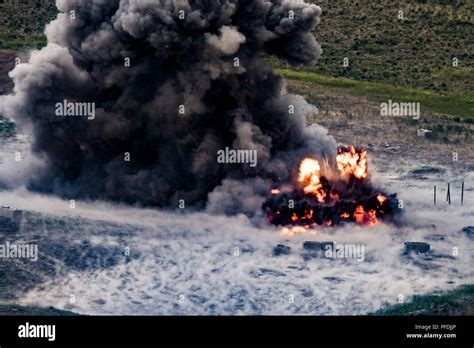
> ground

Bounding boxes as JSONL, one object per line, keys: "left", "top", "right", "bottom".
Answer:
{"left": 280, "top": 68, "right": 474, "bottom": 167}
{"left": 0, "top": 155, "right": 472, "bottom": 315}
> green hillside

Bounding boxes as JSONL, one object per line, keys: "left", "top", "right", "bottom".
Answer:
{"left": 305, "top": 0, "right": 474, "bottom": 94}
{"left": 0, "top": 0, "right": 473, "bottom": 94}
{"left": 372, "top": 284, "right": 474, "bottom": 315}
{"left": 0, "top": 0, "right": 56, "bottom": 49}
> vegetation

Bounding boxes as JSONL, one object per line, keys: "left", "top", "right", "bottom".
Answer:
{"left": 372, "top": 284, "right": 474, "bottom": 315}
{"left": 306, "top": 0, "right": 474, "bottom": 94}
{"left": 275, "top": 67, "right": 474, "bottom": 120}
{"left": 0, "top": 115, "right": 16, "bottom": 137}
{"left": 1, "top": 0, "right": 473, "bottom": 94}
{"left": 0, "top": 0, "right": 56, "bottom": 50}
{"left": 0, "top": 304, "right": 79, "bottom": 315}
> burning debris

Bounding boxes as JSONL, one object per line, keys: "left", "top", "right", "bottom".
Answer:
{"left": 262, "top": 146, "right": 399, "bottom": 227}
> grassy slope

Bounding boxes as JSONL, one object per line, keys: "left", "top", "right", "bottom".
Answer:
{"left": 275, "top": 67, "right": 474, "bottom": 120}
{"left": 306, "top": 0, "right": 474, "bottom": 94}
{"left": 372, "top": 284, "right": 474, "bottom": 315}
{"left": 0, "top": 0, "right": 56, "bottom": 50}
{"left": 278, "top": 0, "right": 474, "bottom": 122}
{"left": 0, "top": 304, "right": 79, "bottom": 316}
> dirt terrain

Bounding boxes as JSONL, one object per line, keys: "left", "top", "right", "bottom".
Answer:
{"left": 286, "top": 79, "right": 474, "bottom": 168}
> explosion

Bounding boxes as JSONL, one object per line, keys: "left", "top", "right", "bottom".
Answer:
{"left": 1, "top": 0, "right": 336, "bottom": 212}
{"left": 336, "top": 146, "right": 368, "bottom": 179}
{"left": 298, "top": 158, "right": 327, "bottom": 203}
{"left": 262, "top": 146, "right": 399, "bottom": 227}
{"left": 1, "top": 1, "right": 399, "bottom": 222}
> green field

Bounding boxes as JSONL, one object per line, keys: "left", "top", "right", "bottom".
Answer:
{"left": 306, "top": 0, "right": 474, "bottom": 94}
{"left": 275, "top": 66, "right": 474, "bottom": 120}
{"left": 0, "top": 0, "right": 56, "bottom": 50}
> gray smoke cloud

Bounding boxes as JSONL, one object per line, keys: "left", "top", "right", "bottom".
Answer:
{"left": 1, "top": 0, "right": 336, "bottom": 210}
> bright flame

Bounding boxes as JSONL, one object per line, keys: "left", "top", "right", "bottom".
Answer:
{"left": 280, "top": 226, "right": 311, "bottom": 236}
{"left": 367, "top": 209, "right": 378, "bottom": 225}
{"left": 376, "top": 194, "right": 387, "bottom": 204}
{"left": 353, "top": 205, "right": 378, "bottom": 225}
{"left": 353, "top": 205, "right": 365, "bottom": 224}
{"left": 340, "top": 212, "right": 350, "bottom": 219}
{"left": 336, "top": 146, "right": 368, "bottom": 179}
{"left": 298, "top": 158, "right": 327, "bottom": 202}
{"left": 291, "top": 213, "right": 298, "bottom": 222}
{"left": 302, "top": 209, "right": 313, "bottom": 220}
{"left": 265, "top": 147, "right": 390, "bottom": 229}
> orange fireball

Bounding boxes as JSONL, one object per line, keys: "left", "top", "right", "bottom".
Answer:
{"left": 336, "top": 146, "right": 368, "bottom": 179}
{"left": 376, "top": 194, "right": 387, "bottom": 204}
{"left": 298, "top": 158, "right": 327, "bottom": 203}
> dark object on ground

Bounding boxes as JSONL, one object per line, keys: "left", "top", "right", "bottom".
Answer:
{"left": 0, "top": 207, "right": 22, "bottom": 234}
{"left": 461, "top": 226, "right": 474, "bottom": 238}
{"left": 273, "top": 244, "right": 291, "bottom": 256}
{"left": 303, "top": 241, "right": 334, "bottom": 252}
{"left": 409, "top": 166, "right": 445, "bottom": 175}
{"left": 404, "top": 242, "right": 430, "bottom": 254}
{"left": 425, "top": 234, "right": 445, "bottom": 241}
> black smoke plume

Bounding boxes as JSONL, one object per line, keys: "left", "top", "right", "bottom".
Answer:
{"left": 1, "top": 0, "right": 337, "bottom": 212}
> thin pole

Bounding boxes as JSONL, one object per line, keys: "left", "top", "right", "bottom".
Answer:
{"left": 461, "top": 181, "right": 464, "bottom": 205}
{"left": 434, "top": 185, "right": 436, "bottom": 206}
{"left": 446, "top": 183, "right": 451, "bottom": 205}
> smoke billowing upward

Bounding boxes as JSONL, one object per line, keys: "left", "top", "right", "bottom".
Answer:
{"left": 1, "top": 0, "right": 336, "bottom": 211}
